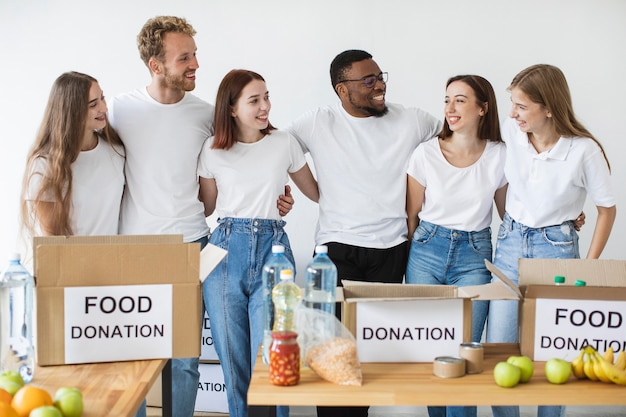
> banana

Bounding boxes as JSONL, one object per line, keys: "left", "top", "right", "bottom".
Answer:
{"left": 583, "top": 353, "right": 599, "bottom": 381}
{"left": 603, "top": 347, "right": 614, "bottom": 364}
{"left": 571, "top": 349, "right": 586, "bottom": 379}
{"left": 614, "top": 350, "right": 626, "bottom": 371}
{"left": 590, "top": 352, "right": 611, "bottom": 383}
{"left": 594, "top": 351, "right": 626, "bottom": 386}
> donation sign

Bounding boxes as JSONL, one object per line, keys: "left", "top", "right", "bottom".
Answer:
{"left": 64, "top": 284, "right": 172, "bottom": 363}
{"left": 356, "top": 298, "right": 465, "bottom": 362}
{"left": 533, "top": 298, "right": 626, "bottom": 361}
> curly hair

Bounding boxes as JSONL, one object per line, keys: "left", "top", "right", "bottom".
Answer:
{"left": 137, "top": 16, "right": 197, "bottom": 67}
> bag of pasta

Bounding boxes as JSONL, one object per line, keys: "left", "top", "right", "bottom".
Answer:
{"left": 294, "top": 306, "right": 362, "bottom": 386}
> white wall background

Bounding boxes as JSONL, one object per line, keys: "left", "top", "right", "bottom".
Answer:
{"left": 1, "top": 0, "right": 625, "bottom": 276}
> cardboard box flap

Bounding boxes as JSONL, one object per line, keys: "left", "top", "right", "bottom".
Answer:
{"left": 519, "top": 259, "right": 626, "bottom": 287}
{"left": 35, "top": 242, "right": 199, "bottom": 287}
{"left": 485, "top": 260, "right": 524, "bottom": 299}
{"left": 341, "top": 280, "right": 458, "bottom": 299}
{"left": 458, "top": 281, "right": 519, "bottom": 300}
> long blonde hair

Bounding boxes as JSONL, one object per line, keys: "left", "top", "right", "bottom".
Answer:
{"left": 510, "top": 64, "right": 610, "bottom": 170}
{"left": 21, "top": 71, "right": 123, "bottom": 236}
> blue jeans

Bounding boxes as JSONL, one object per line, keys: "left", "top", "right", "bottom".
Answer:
{"left": 135, "top": 235, "right": 208, "bottom": 417}
{"left": 406, "top": 221, "right": 492, "bottom": 417}
{"left": 204, "top": 218, "right": 293, "bottom": 417}
{"left": 487, "top": 213, "right": 576, "bottom": 417}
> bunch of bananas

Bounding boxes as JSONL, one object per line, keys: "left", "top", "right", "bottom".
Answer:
{"left": 571, "top": 346, "right": 626, "bottom": 385}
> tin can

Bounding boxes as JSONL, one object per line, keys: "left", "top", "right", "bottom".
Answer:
{"left": 459, "top": 342, "right": 484, "bottom": 374}
{"left": 433, "top": 356, "right": 466, "bottom": 378}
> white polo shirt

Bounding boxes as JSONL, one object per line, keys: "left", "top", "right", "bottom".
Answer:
{"left": 502, "top": 118, "right": 615, "bottom": 228}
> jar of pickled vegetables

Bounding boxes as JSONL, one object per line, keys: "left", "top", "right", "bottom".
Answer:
{"left": 269, "top": 331, "right": 300, "bottom": 386}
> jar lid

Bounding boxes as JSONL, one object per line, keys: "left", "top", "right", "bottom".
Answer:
{"left": 271, "top": 331, "right": 298, "bottom": 340}
{"left": 574, "top": 280, "right": 587, "bottom": 287}
{"left": 554, "top": 275, "right": 565, "bottom": 284}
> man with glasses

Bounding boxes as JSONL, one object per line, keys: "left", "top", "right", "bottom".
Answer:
{"left": 288, "top": 49, "right": 441, "bottom": 417}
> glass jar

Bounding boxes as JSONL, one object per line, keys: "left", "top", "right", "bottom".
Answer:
{"left": 269, "top": 330, "right": 300, "bottom": 386}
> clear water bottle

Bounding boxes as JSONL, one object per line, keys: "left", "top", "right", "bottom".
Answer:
{"left": 271, "top": 270, "right": 302, "bottom": 333}
{"left": 304, "top": 245, "right": 337, "bottom": 316}
{"left": 261, "top": 246, "right": 294, "bottom": 364}
{"left": 0, "top": 253, "right": 35, "bottom": 382}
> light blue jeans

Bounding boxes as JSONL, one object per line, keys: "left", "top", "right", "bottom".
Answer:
{"left": 135, "top": 235, "right": 208, "bottom": 417}
{"left": 204, "top": 218, "right": 293, "bottom": 417}
{"left": 406, "top": 221, "right": 492, "bottom": 417}
{"left": 487, "top": 213, "right": 577, "bottom": 417}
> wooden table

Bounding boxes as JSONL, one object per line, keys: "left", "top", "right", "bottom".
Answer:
{"left": 248, "top": 344, "right": 626, "bottom": 406}
{"left": 32, "top": 359, "right": 167, "bottom": 417}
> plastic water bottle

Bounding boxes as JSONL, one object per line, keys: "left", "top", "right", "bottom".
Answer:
{"left": 0, "top": 253, "right": 35, "bottom": 382}
{"left": 261, "top": 246, "right": 294, "bottom": 364}
{"left": 271, "top": 270, "right": 302, "bottom": 333}
{"left": 304, "top": 245, "right": 337, "bottom": 316}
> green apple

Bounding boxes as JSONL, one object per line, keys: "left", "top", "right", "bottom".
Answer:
{"left": 506, "top": 355, "right": 534, "bottom": 383}
{"left": 53, "top": 388, "right": 83, "bottom": 417}
{"left": 545, "top": 358, "right": 572, "bottom": 384}
{"left": 0, "top": 371, "right": 25, "bottom": 388}
{"left": 0, "top": 379, "right": 22, "bottom": 396}
{"left": 493, "top": 361, "right": 521, "bottom": 388}
{"left": 29, "top": 406, "right": 63, "bottom": 417}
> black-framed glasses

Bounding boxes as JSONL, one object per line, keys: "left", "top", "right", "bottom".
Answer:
{"left": 338, "top": 72, "right": 388, "bottom": 88}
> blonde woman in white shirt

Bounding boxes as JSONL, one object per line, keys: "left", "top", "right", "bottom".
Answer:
{"left": 487, "top": 64, "right": 616, "bottom": 417}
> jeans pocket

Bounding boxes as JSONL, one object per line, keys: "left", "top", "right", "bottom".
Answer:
{"left": 542, "top": 223, "right": 576, "bottom": 247}
{"left": 412, "top": 223, "right": 434, "bottom": 245}
{"left": 470, "top": 235, "right": 493, "bottom": 257}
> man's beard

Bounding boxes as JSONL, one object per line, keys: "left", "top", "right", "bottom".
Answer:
{"left": 162, "top": 67, "right": 195, "bottom": 92}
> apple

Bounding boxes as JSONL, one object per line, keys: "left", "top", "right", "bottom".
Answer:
{"left": 0, "top": 379, "right": 22, "bottom": 396}
{"left": 29, "top": 405, "right": 63, "bottom": 417}
{"left": 493, "top": 361, "right": 521, "bottom": 388}
{"left": 545, "top": 358, "right": 572, "bottom": 384}
{"left": 54, "top": 387, "right": 83, "bottom": 417}
{"left": 507, "top": 355, "right": 534, "bottom": 383}
{"left": 0, "top": 371, "right": 24, "bottom": 389}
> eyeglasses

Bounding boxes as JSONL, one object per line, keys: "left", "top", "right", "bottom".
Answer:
{"left": 338, "top": 72, "right": 388, "bottom": 88}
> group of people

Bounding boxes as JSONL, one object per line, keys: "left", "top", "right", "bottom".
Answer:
{"left": 20, "top": 14, "right": 615, "bottom": 417}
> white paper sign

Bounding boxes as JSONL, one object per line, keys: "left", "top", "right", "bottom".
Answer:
{"left": 195, "top": 363, "right": 228, "bottom": 413}
{"left": 200, "top": 311, "right": 218, "bottom": 361}
{"left": 533, "top": 298, "right": 626, "bottom": 361}
{"left": 356, "top": 299, "right": 465, "bottom": 362}
{"left": 64, "top": 284, "right": 172, "bottom": 363}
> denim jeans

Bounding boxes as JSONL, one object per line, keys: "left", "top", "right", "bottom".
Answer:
{"left": 204, "top": 218, "right": 293, "bottom": 417}
{"left": 134, "top": 235, "right": 208, "bottom": 417}
{"left": 487, "top": 213, "right": 576, "bottom": 417}
{"left": 406, "top": 221, "right": 492, "bottom": 417}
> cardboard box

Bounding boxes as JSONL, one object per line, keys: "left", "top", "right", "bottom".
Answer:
{"left": 488, "top": 259, "right": 626, "bottom": 361}
{"left": 340, "top": 279, "right": 517, "bottom": 362}
{"left": 34, "top": 235, "right": 206, "bottom": 365}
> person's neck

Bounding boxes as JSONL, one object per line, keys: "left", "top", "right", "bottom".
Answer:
{"left": 146, "top": 82, "right": 185, "bottom": 105}
{"left": 528, "top": 129, "right": 559, "bottom": 153}
{"left": 237, "top": 128, "right": 264, "bottom": 144}
{"left": 81, "top": 131, "right": 98, "bottom": 151}
{"left": 448, "top": 131, "right": 483, "bottom": 152}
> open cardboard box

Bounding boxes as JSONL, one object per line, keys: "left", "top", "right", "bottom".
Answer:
{"left": 33, "top": 235, "right": 226, "bottom": 366}
{"left": 340, "top": 276, "right": 518, "bottom": 363}
{"left": 487, "top": 259, "right": 626, "bottom": 361}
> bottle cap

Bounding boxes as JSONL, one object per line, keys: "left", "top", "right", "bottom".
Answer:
{"left": 315, "top": 245, "right": 328, "bottom": 254}
{"left": 272, "top": 245, "right": 285, "bottom": 253}
{"left": 574, "top": 280, "right": 587, "bottom": 287}
{"left": 280, "top": 269, "right": 294, "bottom": 281}
{"left": 553, "top": 275, "right": 565, "bottom": 284}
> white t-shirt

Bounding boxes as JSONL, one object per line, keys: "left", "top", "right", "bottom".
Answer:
{"left": 198, "top": 130, "right": 306, "bottom": 220}
{"left": 109, "top": 88, "right": 214, "bottom": 242}
{"left": 288, "top": 102, "right": 441, "bottom": 249}
{"left": 502, "top": 118, "right": 615, "bottom": 228}
{"left": 25, "top": 137, "right": 125, "bottom": 235}
{"left": 407, "top": 139, "right": 506, "bottom": 231}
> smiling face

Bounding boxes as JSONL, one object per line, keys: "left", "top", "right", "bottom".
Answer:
{"left": 85, "top": 81, "right": 108, "bottom": 133}
{"left": 157, "top": 32, "right": 199, "bottom": 92}
{"left": 444, "top": 80, "right": 485, "bottom": 135}
{"left": 509, "top": 86, "right": 553, "bottom": 136}
{"left": 231, "top": 79, "right": 271, "bottom": 141}
{"left": 336, "top": 58, "right": 387, "bottom": 118}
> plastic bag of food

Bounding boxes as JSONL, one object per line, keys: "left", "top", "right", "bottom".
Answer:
{"left": 294, "top": 306, "right": 362, "bottom": 386}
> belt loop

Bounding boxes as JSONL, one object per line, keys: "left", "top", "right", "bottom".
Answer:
{"left": 225, "top": 218, "right": 232, "bottom": 237}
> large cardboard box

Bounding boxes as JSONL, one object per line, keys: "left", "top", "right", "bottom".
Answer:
{"left": 488, "top": 259, "right": 626, "bottom": 362}
{"left": 340, "top": 278, "right": 517, "bottom": 362}
{"left": 34, "top": 235, "right": 206, "bottom": 366}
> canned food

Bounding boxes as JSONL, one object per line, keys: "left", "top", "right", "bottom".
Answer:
{"left": 433, "top": 356, "right": 466, "bottom": 378}
{"left": 459, "top": 342, "right": 484, "bottom": 374}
